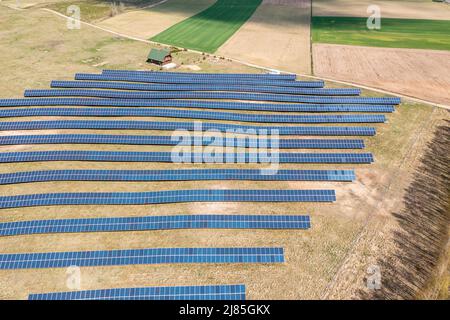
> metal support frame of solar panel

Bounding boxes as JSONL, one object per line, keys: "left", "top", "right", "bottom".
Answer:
{"left": 0, "top": 120, "right": 377, "bottom": 136}
{"left": 0, "top": 190, "right": 336, "bottom": 209}
{"left": 75, "top": 73, "right": 323, "bottom": 88}
{"left": 0, "top": 215, "right": 311, "bottom": 237}
{"left": 29, "top": 284, "right": 246, "bottom": 300}
{"left": 0, "top": 169, "right": 356, "bottom": 185}
{"left": 0, "top": 151, "right": 374, "bottom": 164}
{"left": 0, "top": 134, "right": 365, "bottom": 149}
{"left": 0, "top": 247, "right": 284, "bottom": 269}
{"left": 24, "top": 89, "right": 401, "bottom": 105}
{"left": 103, "top": 69, "right": 296, "bottom": 80}
{"left": 0, "top": 98, "right": 396, "bottom": 113}
{"left": 51, "top": 80, "right": 360, "bottom": 96}
{"left": 0, "top": 107, "right": 387, "bottom": 124}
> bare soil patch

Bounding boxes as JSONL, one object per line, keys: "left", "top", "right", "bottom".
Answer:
{"left": 96, "top": 0, "right": 214, "bottom": 39}
{"left": 217, "top": 1, "right": 311, "bottom": 74}
{"left": 313, "top": 43, "right": 450, "bottom": 106}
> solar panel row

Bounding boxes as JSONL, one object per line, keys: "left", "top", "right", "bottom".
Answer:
{"left": 24, "top": 89, "right": 401, "bottom": 104}
{"left": 0, "top": 151, "right": 374, "bottom": 164}
{"left": 51, "top": 80, "right": 360, "bottom": 96}
{"left": 0, "top": 97, "right": 396, "bottom": 113}
{"left": 0, "top": 169, "right": 356, "bottom": 185}
{"left": 29, "top": 284, "right": 246, "bottom": 300}
{"left": 103, "top": 69, "right": 296, "bottom": 81}
{"left": 0, "top": 247, "right": 285, "bottom": 269}
{"left": 0, "top": 107, "right": 387, "bottom": 123}
{"left": 75, "top": 73, "right": 323, "bottom": 88}
{"left": 0, "top": 215, "right": 311, "bottom": 236}
{"left": 0, "top": 120, "right": 377, "bottom": 136}
{"left": 0, "top": 134, "right": 365, "bottom": 149}
{"left": 0, "top": 190, "right": 336, "bottom": 209}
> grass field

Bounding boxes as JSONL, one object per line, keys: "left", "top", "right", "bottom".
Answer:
{"left": 151, "top": 0, "right": 262, "bottom": 53}
{"left": 312, "top": 17, "right": 450, "bottom": 51}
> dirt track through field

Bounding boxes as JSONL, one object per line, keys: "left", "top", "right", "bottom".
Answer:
{"left": 313, "top": 44, "right": 450, "bottom": 106}
{"left": 217, "top": 0, "right": 311, "bottom": 74}
{"left": 313, "top": 0, "right": 450, "bottom": 20}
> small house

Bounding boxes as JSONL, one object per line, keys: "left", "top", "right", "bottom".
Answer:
{"left": 147, "top": 48, "right": 172, "bottom": 65}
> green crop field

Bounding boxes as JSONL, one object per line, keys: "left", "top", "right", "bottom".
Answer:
{"left": 151, "top": 0, "right": 262, "bottom": 53}
{"left": 312, "top": 17, "right": 450, "bottom": 51}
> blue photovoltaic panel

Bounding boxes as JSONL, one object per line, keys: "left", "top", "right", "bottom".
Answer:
{"left": 0, "top": 190, "right": 336, "bottom": 209}
{"left": 0, "top": 120, "right": 377, "bottom": 136}
{"left": 0, "top": 247, "right": 284, "bottom": 269}
{"left": 0, "top": 107, "right": 386, "bottom": 123}
{"left": 0, "top": 169, "right": 356, "bottom": 185}
{"left": 0, "top": 215, "right": 311, "bottom": 236}
{"left": 24, "top": 88, "right": 401, "bottom": 104}
{"left": 0, "top": 97, "right": 395, "bottom": 113}
{"left": 0, "top": 134, "right": 365, "bottom": 149}
{"left": 75, "top": 73, "right": 323, "bottom": 88}
{"left": 51, "top": 80, "right": 360, "bottom": 96}
{"left": 0, "top": 151, "right": 374, "bottom": 164}
{"left": 103, "top": 69, "right": 296, "bottom": 80}
{"left": 28, "top": 284, "right": 246, "bottom": 300}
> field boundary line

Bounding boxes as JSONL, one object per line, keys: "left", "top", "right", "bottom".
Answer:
{"left": 38, "top": 7, "right": 449, "bottom": 110}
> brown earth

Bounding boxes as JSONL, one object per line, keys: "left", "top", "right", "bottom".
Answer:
{"left": 217, "top": 0, "right": 311, "bottom": 74}
{"left": 313, "top": 43, "right": 450, "bottom": 106}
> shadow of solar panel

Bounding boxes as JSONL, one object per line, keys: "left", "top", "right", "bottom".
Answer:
{"left": 0, "top": 151, "right": 374, "bottom": 164}
{"left": 0, "top": 107, "right": 387, "bottom": 123}
{"left": 50, "top": 80, "right": 360, "bottom": 96}
{"left": 0, "top": 134, "right": 365, "bottom": 149}
{"left": 23, "top": 89, "right": 401, "bottom": 104}
{"left": 0, "top": 247, "right": 284, "bottom": 269}
{"left": 103, "top": 69, "right": 296, "bottom": 81}
{"left": 0, "top": 169, "right": 356, "bottom": 185}
{"left": 76, "top": 73, "right": 323, "bottom": 88}
{"left": 28, "top": 284, "right": 246, "bottom": 300}
{"left": 0, "top": 215, "right": 311, "bottom": 236}
{"left": 0, "top": 190, "right": 336, "bottom": 209}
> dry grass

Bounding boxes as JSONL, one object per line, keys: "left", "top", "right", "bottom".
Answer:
{"left": 0, "top": 5, "right": 449, "bottom": 300}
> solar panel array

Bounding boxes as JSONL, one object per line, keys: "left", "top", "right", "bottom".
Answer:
{"left": 0, "top": 247, "right": 284, "bottom": 269}
{"left": 0, "top": 151, "right": 374, "bottom": 164}
{"left": 0, "top": 169, "right": 356, "bottom": 185}
{"left": 28, "top": 284, "right": 246, "bottom": 300}
{"left": 51, "top": 80, "right": 360, "bottom": 96}
{"left": 103, "top": 69, "right": 296, "bottom": 80}
{"left": 0, "top": 70, "right": 400, "bottom": 299}
{"left": 0, "top": 134, "right": 365, "bottom": 149}
{"left": 0, "top": 190, "right": 336, "bottom": 209}
{"left": 0, "top": 120, "right": 377, "bottom": 136}
{"left": 24, "top": 88, "right": 401, "bottom": 104}
{"left": 0, "top": 107, "right": 387, "bottom": 123}
{"left": 76, "top": 73, "right": 324, "bottom": 87}
{"left": 0, "top": 97, "right": 395, "bottom": 112}
{"left": 0, "top": 215, "right": 311, "bottom": 236}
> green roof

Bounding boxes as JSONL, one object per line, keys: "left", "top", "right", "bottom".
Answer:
{"left": 147, "top": 48, "right": 171, "bottom": 62}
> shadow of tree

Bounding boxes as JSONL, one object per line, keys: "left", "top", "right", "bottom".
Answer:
{"left": 359, "top": 116, "right": 450, "bottom": 299}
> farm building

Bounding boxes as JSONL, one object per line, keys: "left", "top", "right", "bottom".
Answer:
{"left": 147, "top": 48, "right": 172, "bottom": 65}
